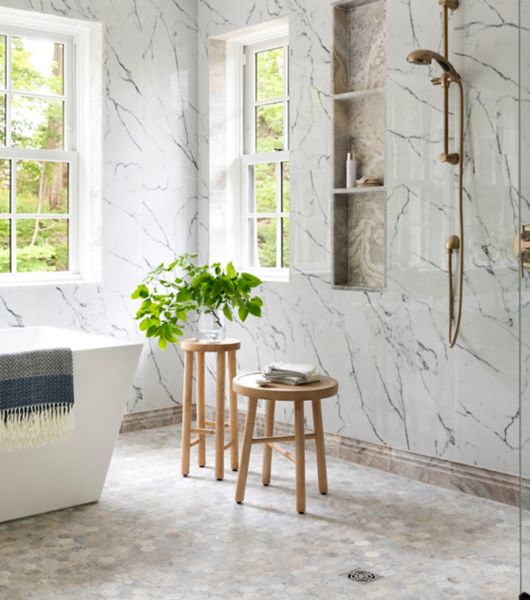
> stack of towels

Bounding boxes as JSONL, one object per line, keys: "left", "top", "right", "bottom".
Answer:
{"left": 262, "top": 362, "right": 321, "bottom": 386}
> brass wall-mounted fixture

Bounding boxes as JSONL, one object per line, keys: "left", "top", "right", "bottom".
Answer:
{"left": 406, "top": 0, "right": 465, "bottom": 348}
{"left": 514, "top": 225, "right": 530, "bottom": 275}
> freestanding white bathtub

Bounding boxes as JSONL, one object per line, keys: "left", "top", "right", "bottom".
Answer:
{"left": 0, "top": 326, "right": 143, "bottom": 523}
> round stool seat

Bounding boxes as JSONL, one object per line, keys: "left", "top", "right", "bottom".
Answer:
{"left": 180, "top": 338, "right": 241, "bottom": 353}
{"left": 233, "top": 372, "right": 338, "bottom": 401}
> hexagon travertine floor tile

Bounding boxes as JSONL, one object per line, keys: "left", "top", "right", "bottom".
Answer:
{"left": 0, "top": 426, "right": 519, "bottom": 600}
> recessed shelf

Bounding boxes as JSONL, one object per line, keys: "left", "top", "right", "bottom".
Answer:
{"left": 333, "top": 87, "right": 385, "bottom": 101}
{"left": 332, "top": 284, "right": 385, "bottom": 292}
{"left": 332, "top": 0, "right": 386, "bottom": 291}
{"left": 333, "top": 186, "right": 385, "bottom": 194}
{"left": 332, "top": 0, "right": 383, "bottom": 8}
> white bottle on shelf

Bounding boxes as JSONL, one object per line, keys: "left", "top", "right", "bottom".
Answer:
{"left": 346, "top": 152, "right": 356, "bottom": 189}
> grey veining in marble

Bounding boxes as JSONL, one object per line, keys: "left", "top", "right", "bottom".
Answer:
{"left": 200, "top": 0, "right": 521, "bottom": 481}
{"left": 0, "top": 0, "right": 199, "bottom": 414}
{"left": 347, "top": 1, "right": 386, "bottom": 92}
{"left": 349, "top": 94, "right": 385, "bottom": 180}
{"left": 0, "top": 0, "right": 522, "bottom": 497}
{"left": 0, "top": 426, "right": 520, "bottom": 599}
{"left": 348, "top": 191, "right": 385, "bottom": 288}
{"left": 333, "top": 192, "right": 385, "bottom": 289}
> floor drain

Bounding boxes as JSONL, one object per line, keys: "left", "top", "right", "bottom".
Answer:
{"left": 346, "top": 569, "right": 381, "bottom": 584}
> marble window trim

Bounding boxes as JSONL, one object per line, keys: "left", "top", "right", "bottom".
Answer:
{"left": 208, "top": 18, "right": 291, "bottom": 281}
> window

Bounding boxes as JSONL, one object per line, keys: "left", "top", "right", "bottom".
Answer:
{"left": 0, "top": 29, "right": 74, "bottom": 278}
{"left": 241, "top": 35, "right": 290, "bottom": 279}
{"left": 0, "top": 8, "right": 102, "bottom": 285}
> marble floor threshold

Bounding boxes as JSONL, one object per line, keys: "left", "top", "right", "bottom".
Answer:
{"left": 0, "top": 425, "right": 520, "bottom": 599}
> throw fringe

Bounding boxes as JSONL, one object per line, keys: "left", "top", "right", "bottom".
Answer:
{"left": 0, "top": 403, "right": 74, "bottom": 452}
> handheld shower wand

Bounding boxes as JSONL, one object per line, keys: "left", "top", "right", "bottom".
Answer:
{"left": 406, "top": 0, "right": 465, "bottom": 349}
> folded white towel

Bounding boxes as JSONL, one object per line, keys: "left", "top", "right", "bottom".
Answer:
{"left": 263, "top": 362, "right": 321, "bottom": 385}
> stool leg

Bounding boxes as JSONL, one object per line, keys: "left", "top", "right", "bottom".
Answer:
{"left": 235, "top": 397, "right": 258, "bottom": 504}
{"left": 294, "top": 400, "right": 306, "bottom": 514}
{"left": 215, "top": 351, "right": 226, "bottom": 481}
{"left": 181, "top": 351, "right": 193, "bottom": 477}
{"left": 196, "top": 352, "right": 206, "bottom": 468}
{"left": 262, "top": 400, "right": 275, "bottom": 486}
{"left": 312, "top": 399, "right": 328, "bottom": 495}
{"left": 227, "top": 350, "right": 238, "bottom": 472}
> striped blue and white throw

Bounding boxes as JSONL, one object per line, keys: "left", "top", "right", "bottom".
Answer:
{"left": 0, "top": 348, "right": 74, "bottom": 452}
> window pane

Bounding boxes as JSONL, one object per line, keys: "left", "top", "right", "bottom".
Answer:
{"left": 0, "top": 219, "right": 10, "bottom": 273}
{"left": 282, "top": 162, "right": 290, "bottom": 212}
{"left": 0, "top": 94, "right": 5, "bottom": 146}
{"left": 254, "top": 163, "right": 276, "bottom": 213}
{"left": 281, "top": 218, "right": 290, "bottom": 268}
{"left": 16, "top": 161, "right": 68, "bottom": 214}
{"left": 256, "top": 217, "right": 276, "bottom": 268}
{"left": 16, "top": 218, "right": 68, "bottom": 272}
{"left": 11, "top": 96, "right": 64, "bottom": 150}
{"left": 0, "top": 36, "right": 6, "bottom": 89}
{"left": 256, "top": 47, "right": 284, "bottom": 101}
{"left": 0, "top": 160, "right": 10, "bottom": 213}
{"left": 12, "top": 37, "right": 64, "bottom": 96}
{"left": 256, "top": 103, "right": 283, "bottom": 153}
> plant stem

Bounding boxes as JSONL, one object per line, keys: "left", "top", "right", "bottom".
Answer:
{"left": 211, "top": 310, "right": 223, "bottom": 329}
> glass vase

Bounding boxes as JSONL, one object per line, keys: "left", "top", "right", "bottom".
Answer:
{"left": 197, "top": 310, "right": 225, "bottom": 342}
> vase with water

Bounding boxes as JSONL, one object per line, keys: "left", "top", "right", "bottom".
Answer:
{"left": 197, "top": 309, "right": 225, "bottom": 342}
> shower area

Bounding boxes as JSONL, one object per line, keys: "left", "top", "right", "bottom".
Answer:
{"left": 334, "top": 0, "right": 530, "bottom": 596}
{"left": 521, "top": 0, "right": 530, "bottom": 596}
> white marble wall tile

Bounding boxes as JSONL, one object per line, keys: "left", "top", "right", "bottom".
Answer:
{"left": 0, "top": 0, "right": 199, "bottom": 412}
{"left": 0, "top": 0, "right": 522, "bottom": 479}
{"left": 199, "top": 0, "right": 521, "bottom": 477}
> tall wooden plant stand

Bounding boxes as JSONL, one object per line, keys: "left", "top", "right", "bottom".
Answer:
{"left": 180, "top": 339, "right": 240, "bottom": 481}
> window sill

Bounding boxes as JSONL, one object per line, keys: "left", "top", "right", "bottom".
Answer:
{"left": 0, "top": 274, "right": 101, "bottom": 289}
{"left": 245, "top": 267, "right": 290, "bottom": 283}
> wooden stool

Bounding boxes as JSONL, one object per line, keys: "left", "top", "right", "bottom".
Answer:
{"left": 233, "top": 373, "right": 338, "bottom": 514}
{"left": 180, "top": 338, "right": 240, "bottom": 481}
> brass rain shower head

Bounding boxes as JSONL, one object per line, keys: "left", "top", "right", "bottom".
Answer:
{"left": 406, "top": 49, "right": 461, "bottom": 80}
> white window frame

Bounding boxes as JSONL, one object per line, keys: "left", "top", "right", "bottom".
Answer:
{"left": 240, "top": 36, "right": 289, "bottom": 282}
{"left": 214, "top": 19, "right": 290, "bottom": 283}
{"left": 0, "top": 7, "right": 102, "bottom": 287}
{"left": 241, "top": 152, "right": 289, "bottom": 281}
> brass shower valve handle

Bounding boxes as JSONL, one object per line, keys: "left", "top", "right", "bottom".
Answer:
{"left": 439, "top": 0, "right": 459, "bottom": 8}
{"left": 431, "top": 77, "right": 442, "bottom": 86}
{"left": 439, "top": 152, "right": 460, "bottom": 165}
{"left": 515, "top": 225, "right": 530, "bottom": 274}
{"left": 521, "top": 226, "right": 530, "bottom": 242}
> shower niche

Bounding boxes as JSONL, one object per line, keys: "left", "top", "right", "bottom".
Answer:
{"left": 331, "top": 0, "right": 386, "bottom": 290}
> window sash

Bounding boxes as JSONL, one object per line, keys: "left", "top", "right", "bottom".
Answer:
{"left": 244, "top": 36, "right": 289, "bottom": 156}
{"left": 0, "top": 24, "right": 77, "bottom": 280}
{"left": 241, "top": 151, "right": 289, "bottom": 271}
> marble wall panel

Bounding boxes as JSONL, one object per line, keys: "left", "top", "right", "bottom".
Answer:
{"left": 347, "top": 1, "right": 386, "bottom": 92}
{"left": 0, "top": 0, "right": 199, "bottom": 412}
{"left": 199, "top": 0, "right": 521, "bottom": 478}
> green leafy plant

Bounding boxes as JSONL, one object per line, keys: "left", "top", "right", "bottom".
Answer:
{"left": 132, "top": 254, "right": 264, "bottom": 349}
